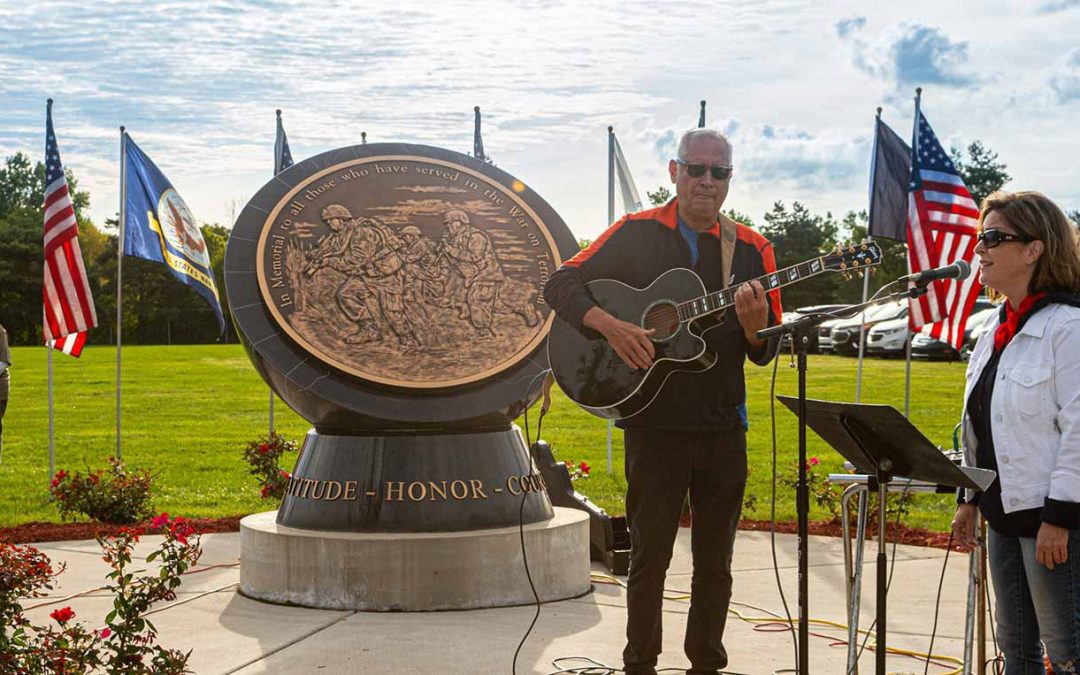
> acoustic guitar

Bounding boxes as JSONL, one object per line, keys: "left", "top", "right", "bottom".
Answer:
{"left": 548, "top": 243, "right": 883, "bottom": 419}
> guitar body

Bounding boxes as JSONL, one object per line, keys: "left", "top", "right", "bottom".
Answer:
{"left": 547, "top": 268, "right": 719, "bottom": 420}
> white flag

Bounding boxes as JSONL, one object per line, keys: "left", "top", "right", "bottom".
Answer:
{"left": 611, "top": 133, "right": 642, "bottom": 214}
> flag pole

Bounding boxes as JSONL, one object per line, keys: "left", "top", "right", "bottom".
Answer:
{"left": 269, "top": 111, "right": 280, "bottom": 438}
{"left": 855, "top": 107, "right": 884, "bottom": 403}
{"left": 48, "top": 338, "right": 55, "bottom": 482}
{"left": 904, "top": 89, "right": 922, "bottom": 419}
{"left": 46, "top": 99, "right": 56, "bottom": 483}
{"left": 606, "top": 126, "right": 616, "bottom": 475}
{"left": 116, "top": 126, "right": 126, "bottom": 461}
{"left": 698, "top": 100, "right": 706, "bottom": 128}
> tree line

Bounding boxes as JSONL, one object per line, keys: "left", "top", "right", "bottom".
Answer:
{"left": 0, "top": 152, "right": 230, "bottom": 346}
{"left": 1, "top": 142, "right": 1076, "bottom": 345}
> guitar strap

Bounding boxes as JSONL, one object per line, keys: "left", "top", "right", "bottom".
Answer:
{"left": 719, "top": 213, "right": 737, "bottom": 288}
{"left": 718, "top": 213, "right": 738, "bottom": 319}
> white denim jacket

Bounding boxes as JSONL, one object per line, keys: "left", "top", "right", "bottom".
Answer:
{"left": 961, "top": 302, "right": 1080, "bottom": 511}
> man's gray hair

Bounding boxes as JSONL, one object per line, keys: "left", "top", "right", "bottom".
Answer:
{"left": 676, "top": 128, "right": 732, "bottom": 161}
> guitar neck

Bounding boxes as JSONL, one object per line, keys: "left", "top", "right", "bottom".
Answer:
{"left": 676, "top": 257, "right": 827, "bottom": 322}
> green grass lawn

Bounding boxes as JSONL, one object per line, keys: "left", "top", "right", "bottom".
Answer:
{"left": 0, "top": 345, "right": 967, "bottom": 531}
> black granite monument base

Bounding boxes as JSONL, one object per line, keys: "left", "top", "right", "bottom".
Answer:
{"left": 276, "top": 426, "right": 554, "bottom": 532}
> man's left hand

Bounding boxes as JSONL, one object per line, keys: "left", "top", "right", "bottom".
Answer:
{"left": 734, "top": 280, "right": 769, "bottom": 346}
{"left": 1037, "top": 522, "right": 1069, "bottom": 570}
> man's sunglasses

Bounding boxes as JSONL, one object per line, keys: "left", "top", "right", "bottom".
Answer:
{"left": 977, "top": 228, "right": 1033, "bottom": 249}
{"left": 674, "top": 158, "right": 733, "bottom": 181}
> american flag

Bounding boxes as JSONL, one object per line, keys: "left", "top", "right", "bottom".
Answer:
{"left": 906, "top": 111, "right": 980, "bottom": 350}
{"left": 274, "top": 109, "right": 293, "bottom": 175}
{"left": 43, "top": 101, "right": 97, "bottom": 357}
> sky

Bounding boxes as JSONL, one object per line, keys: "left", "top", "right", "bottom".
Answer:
{"left": 1, "top": 0, "right": 1078, "bottom": 241}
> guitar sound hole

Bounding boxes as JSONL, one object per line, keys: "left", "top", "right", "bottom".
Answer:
{"left": 642, "top": 302, "right": 680, "bottom": 341}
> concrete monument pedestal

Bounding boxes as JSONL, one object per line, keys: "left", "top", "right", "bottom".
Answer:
{"left": 239, "top": 508, "right": 591, "bottom": 611}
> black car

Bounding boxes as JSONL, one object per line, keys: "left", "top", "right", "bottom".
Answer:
{"left": 911, "top": 299, "right": 997, "bottom": 360}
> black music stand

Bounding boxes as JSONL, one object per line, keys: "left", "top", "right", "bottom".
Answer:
{"left": 776, "top": 397, "right": 994, "bottom": 675}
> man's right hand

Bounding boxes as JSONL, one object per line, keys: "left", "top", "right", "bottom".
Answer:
{"left": 951, "top": 503, "right": 979, "bottom": 552}
{"left": 583, "top": 306, "right": 656, "bottom": 370}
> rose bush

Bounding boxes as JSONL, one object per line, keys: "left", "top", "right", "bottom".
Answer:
{"left": 0, "top": 513, "right": 202, "bottom": 674}
{"left": 241, "top": 433, "right": 300, "bottom": 500}
{"left": 49, "top": 458, "right": 154, "bottom": 524}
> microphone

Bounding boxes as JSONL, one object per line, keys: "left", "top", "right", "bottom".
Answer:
{"left": 900, "top": 260, "right": 972, "bottom": 285}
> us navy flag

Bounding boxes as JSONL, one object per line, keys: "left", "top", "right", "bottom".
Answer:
{"left": 122, "top": 134, "right": 225, "bottom": 333}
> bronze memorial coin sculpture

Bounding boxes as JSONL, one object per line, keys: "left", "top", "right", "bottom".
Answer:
{"left": 226, "top": 142, "right": 590, "bottom": 610}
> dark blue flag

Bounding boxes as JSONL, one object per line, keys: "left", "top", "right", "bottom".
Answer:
{"left": 473, "top": 106, "right": 485, "bottom": 161}
{"left": 867, "top": 116, "right": 912, "bottom": 241}
{"left": 122, "top": 134, "right": 225, "bottom": 333}
{"left": 275, "top": 109, "right": 294, "bottom": 175}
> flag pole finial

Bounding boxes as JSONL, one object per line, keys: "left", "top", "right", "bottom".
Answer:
{"left": 47, "top": 98, "right": 53, "bottom": 108}
{"left": 607, "top": 125, "right": 613, "bottom": 133}
{"left": 876, "top": 106, "right": 882, "bottom": 118}
{"left": 119, "top": 125, "right": 125, "bottom": 134}
{"left": 915, "top": 87, "right": 922, "bottom": 97}
{"left": 276, "top": 109, "right": 282, "bottom": 117}
{"left": 361, "top": 131, "right": 367, "bottom": 144}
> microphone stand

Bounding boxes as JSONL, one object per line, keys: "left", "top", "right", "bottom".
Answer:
{"left": 757, "top": 281, "right": 931, "bottom": 675}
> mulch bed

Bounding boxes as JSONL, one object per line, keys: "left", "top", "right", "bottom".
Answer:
{"left": 0, "top": 516, "right": 244, "bottom": 545}
{"left": 1, "top": 515, "right": 954, "bottom": 550}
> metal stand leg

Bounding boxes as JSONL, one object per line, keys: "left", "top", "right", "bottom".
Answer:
{"left": 843, "top": 486, "right": 869, "bottom": 674}
{"left": 875, "top": 477, "right": 888, "bottom": 675}
{"left": 962, "top": 541, "right": 979, "bottom": 674}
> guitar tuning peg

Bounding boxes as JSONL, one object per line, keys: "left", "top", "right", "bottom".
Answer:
{"left": 840, "top": 262, "right": 847, "bottom": 270}
{"left": 869, "top": 267, "right": 877, "bottom": 276}
{"left": 856, "top": 270, "right": 864, "bottom": 279}
{"left": 843, "top": 272, "right": 852, "bottom": 281}
{"left": 848, "top": 245, "right": 856, "bottom": 254}
{"left": 851, "top": 260, "right": 860, "bottom": 268}
{"left": 861, "top": 243, "right": 868, "bottom": 251}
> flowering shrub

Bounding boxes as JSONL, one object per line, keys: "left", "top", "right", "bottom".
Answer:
{"left": 0, "top": 514, "right": 201, "bottom": 673}
{"left": 242, "top": 433, "right": 300, "bottom": 499}
{"left": 779, "top": 456, "right": 912, "bottom": 527}
{"left": 559, "top": 460, "right": 591, "bottom": 481}
{"left": 49, "top": 458, "right": 155, "bottom": 524}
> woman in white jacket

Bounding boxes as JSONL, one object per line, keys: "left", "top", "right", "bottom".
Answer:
{"left": 952, "top": 191, "right": 1080, "bottom": 674}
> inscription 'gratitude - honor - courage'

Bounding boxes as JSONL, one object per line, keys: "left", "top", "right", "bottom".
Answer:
{"left": 283, "top": 474, "right": 549, "bottom": 503}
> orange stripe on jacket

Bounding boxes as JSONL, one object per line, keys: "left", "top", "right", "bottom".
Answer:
{"left": 564, "top": 200, "right": 680, "bottom": 268}
{"left": 736, "top": 223, "right": 783, "bottom": 321}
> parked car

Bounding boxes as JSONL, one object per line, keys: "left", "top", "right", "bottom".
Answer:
{"left": 779, "top": 304, "right": 853, "bottom": 353}
{"left": 959, "top": 306, "right": 999, "bottom": 360}
{"left": 820, "top": 301, "right": 907, "bottom": 355}
{"left": 865, "top": 316, "right": 910, "bottom": 357}
{"left": 911, "top": 299, "right": 997, "bottom": 360}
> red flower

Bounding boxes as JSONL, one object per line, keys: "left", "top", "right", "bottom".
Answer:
{"left": 279, "top": 470, "right": 291, "bottom": 479}
{"left": 100, "top": 627, "right": 111, "bottom": 639}
{"left": 260, "top": 485, "right": 271, "bottom": 498}
{"left": 151, "top": 512, "right": 170, "bottom": 529}
{"left": 169, "top": 517, "right": 194, "bottom": 545}
{"left": 579, "top": 461, "right": 591, "bottom": 476}
{"left": 809, "top": 457, "right": 820, "bottom": 466}
{"left": 257, "top": 443, "right": 270, "bottom": 455}
{"left": 50, "top": 606, "right": 75, "bottom": 623}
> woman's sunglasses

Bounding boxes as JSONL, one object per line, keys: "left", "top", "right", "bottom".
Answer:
{"left": 674, "top": 158, "right": 733, "bottom": 181}
{"left": 977, "top": 228, "right": 1033, "bottom": 249}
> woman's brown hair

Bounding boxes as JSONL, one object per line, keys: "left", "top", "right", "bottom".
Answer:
{"left": 979, "top": 190, "right": 1080, "bottom": 298}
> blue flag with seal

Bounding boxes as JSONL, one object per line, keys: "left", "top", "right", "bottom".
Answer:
{"left": 122, "top": 133, "right": 225, "bottom": 333}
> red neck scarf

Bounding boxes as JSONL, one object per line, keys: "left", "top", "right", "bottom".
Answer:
{"left": 993, "top": 292, "right": 1046, "bottom": 353}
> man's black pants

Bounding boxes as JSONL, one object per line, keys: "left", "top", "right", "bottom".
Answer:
{"left": 622, "top": 427, "right": 747, "bottom": 675}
